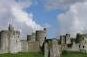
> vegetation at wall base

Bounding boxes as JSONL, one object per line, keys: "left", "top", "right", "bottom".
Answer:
{"left": 0, "top": 52, "right": 44, "bottom": 57}
{"left": 62, "top": 51, "right": 87, "bottom": 57}
{"left": 0, "top": 51, "right": 87, "bottom": 57}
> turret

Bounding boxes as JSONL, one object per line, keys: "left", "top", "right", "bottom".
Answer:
{"left": 8, "top": 24, "right": 14, "bottom": 31}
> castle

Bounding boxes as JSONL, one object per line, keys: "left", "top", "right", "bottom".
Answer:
{"left": 0, "top": 24, "right": 47, "bottom": 53}
{"left": 0, "top": 24, "right": 87, "bottom": 57}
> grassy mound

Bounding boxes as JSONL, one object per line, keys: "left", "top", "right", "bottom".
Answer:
{"left": 0, "top": 52, "right": 44, "bottom": 57}
{"left": 62, "top": 51, "right": 87, "bottom": 57}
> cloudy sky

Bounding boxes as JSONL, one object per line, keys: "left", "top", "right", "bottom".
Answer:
{"left": 0, "top": 0, "right": 87, "bottom": 38}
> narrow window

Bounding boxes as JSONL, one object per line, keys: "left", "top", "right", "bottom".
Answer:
{"left": 83, "top": 46, "right": 85, "bottom": 48}
{"left": 79, "top": 45, "right": 80, "bottom": 48}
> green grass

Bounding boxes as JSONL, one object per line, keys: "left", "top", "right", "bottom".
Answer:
{"left": 62, "top": 51, "right": 87, "bottom": 57}
{"left": 1, "top": 51, "right": 87, "bottom": 57}
{"left": 0, "top": 52, "right": 44, "bottom": 57}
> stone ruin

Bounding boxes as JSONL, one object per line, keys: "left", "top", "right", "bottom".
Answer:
{"left": 0, "top": 24, "right": 21, "bottom": 53}
{"left": 0, "top": 24, "right": 62, "bottom": 57}
{"left": 0, "top": 24, "right": 87, "bottom": 57}
{"left": 50, "top": 39, "right": 61, "bottom": 57}
{"left": 59, "top": 33, "right": 87, "bottom": 53}
{"left": 44, "top": 39, "right": 62, "bottom": 57}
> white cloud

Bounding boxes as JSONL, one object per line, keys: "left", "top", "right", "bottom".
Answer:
{"left": 12, "top": 7, "right": 43, "bottom": 31}
{"left": 0, "top": 0, "right": 43, "bottom": 37}
{"left": 45, "top": 0, "right": 87, "bottom": 11}
{"left": 58, "top": 1, "right": 87, "bottom": 36}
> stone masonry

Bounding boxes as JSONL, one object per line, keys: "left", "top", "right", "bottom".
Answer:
{"left": 0, "top": 24, "right": 87, "bottom": 57}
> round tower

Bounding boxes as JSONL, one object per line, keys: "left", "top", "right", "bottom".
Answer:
{"left": 0, "top": 31, "right": 9, "bottom": 53}
{"left": 36, "top": 28, "right": 47, "bottom": 47}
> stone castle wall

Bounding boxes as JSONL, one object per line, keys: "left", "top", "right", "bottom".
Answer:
{"left": 50, "top": 39, "right": 61, "bottom": 57}
{"left": 0, "top": 25, "right": 21, "bottom": 53}
{"left": 21, "top": 40, "right": 40, "bottom": 52}
{"left": 28, "top": 41, "right": 40, "bottom": 52}
{"left": 21, "top": 40, "right": 28, "bottom": 52}
{"left": 2, "top": 24, "right": 87, "bottom": 57}
{"left": 44, "top": 42, "right": 49, "bottom": 57}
